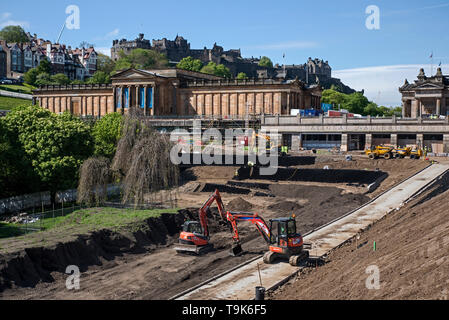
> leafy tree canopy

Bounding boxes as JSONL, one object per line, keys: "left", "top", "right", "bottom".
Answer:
{"left": 36, "top": 59, "right": 52, "bottom": 75}
{"left": 86, "top": 71, "right": 111, "bottom": 84}
{"left": 24, "top": 68, "right": 39, "bottom": 86}
{"left": 114, "top": 49, "right": 168, "bottom": 72}
{"left": 258, "top": 56, "right": 273, "bottom": 68}
{"left": 200, "top": 62, "right": 231, "bottom": 78}
{"left": 236, "top": 72, "right": 249, "bottom": 80}
{"left": 51, "top": 73, "right": 71, "bottom": 85}
{"left": 177, "top": 56, "right": 203, "bottom": 72}
{"left": 3, "top": 106, "right": 94, "bottom": 202}
{"left": 92, "top": 112, "right": 123, "bottom": 159}
{"left": 0, "top": 25, "right": 28, "bottom": 43}
{"left": 97, "top": 53, "right": 116, "bottom": 75}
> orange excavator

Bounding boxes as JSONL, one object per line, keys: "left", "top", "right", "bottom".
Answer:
{"left": 175, "top": 190, "right": 310, "bottom": 266}
{"left": 175, "top": 189, "right": 226, "bottom": 255}
{"left": 226, "top": 212, "right": 310, "bottom": 266}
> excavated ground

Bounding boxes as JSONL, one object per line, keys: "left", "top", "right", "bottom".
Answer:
{"left": 0, "top": 156, "right": 429, "bottom": 300}
{"left": 269, "top": 169, "right": 449, "bottom": 300}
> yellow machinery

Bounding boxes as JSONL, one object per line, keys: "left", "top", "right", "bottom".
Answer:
{"left": 365, "top": 146, "right": 394, "bottom": 159}
{"left": 410, "top": 148, "right": 424, "bottom": 159}
{"left": 392, "top": 147, "right": 412, "bottom": 158}
{"left": 366, "top": 145, "right": 423, "bottom": 160}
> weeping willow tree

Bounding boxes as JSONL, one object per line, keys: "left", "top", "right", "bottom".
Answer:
{"left": 78, "top": 108, "right": 179, "bottom": 207}
{"left": 77, "top": 157, "right": 111, "bottom": 206}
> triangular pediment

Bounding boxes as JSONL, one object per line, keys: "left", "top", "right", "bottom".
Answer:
{"left": 414, "top": 82, "right": 444, "bottom": 90}
{"left": 111, "top": 68, "right": 159, "bottom": 80}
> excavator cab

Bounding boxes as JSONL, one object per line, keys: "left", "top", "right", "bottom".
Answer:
{"left": 263, "top": 217, "right": 310, "bottom": 266}
{"left": 182, "top": 221, "right": 203, "bottom": 235}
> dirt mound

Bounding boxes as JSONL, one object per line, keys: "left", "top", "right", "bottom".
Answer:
{"left": 269, "top": 184, "right": 341, "bottom": 199}
{"left": 268, "top": 201, "right": 303, "bottom": 213}
{"left": 270, "top": 169, "right": 449, "bottom": 300}
{"left": 227, "top": 198, "right": 253, "bottom": 212}
{"left": 0, "top": 210, "right": 193, "bottom": 292}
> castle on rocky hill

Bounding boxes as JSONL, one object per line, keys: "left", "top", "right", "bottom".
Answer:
{"left": 111, "top": 34, "right": 354, "bottom": 94}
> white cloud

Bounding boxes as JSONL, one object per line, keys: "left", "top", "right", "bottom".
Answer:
{"left": 95, "top": 47, "right": 111, "bottom": 56}
{"left": 0, "top": 12, "right": 30, "bottom": 29}
{"left": 106, "top": 28, "right": 119, "bottom": 38}
{"left": 247, "top": 41, "right": 318, "bottom": 50}
{"left": 334, "top": 64, "right": 449, "bottom": 107}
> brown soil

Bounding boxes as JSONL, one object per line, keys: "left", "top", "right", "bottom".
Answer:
{"left": 269, "top": 170, "right": 449, "bottom": 300}
{"left": 227, "top": 197, "right": 253, "bottom": 212}
{"left": 0, "top": 156, "right": 430, "bottom": 300}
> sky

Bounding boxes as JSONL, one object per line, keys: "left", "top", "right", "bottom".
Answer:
{"left": 1, "top": 0, "right": 449, "bottom": 106}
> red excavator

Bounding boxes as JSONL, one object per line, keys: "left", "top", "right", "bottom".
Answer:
{"left": 226, "top": 212, "right": 310, "bottom": 266}
{"left": 175, "top": 189, "right": 226, "bottom": 255}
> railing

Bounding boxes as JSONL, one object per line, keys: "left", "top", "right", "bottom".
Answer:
{"left": 262, "top": 115, "right": 449, "bottom": 126}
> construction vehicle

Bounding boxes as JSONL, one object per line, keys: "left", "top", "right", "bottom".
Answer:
{"left": 226, "top": 212, "right": 310, "bottom": 266}
{"left": 365, "top": 145, "right": 394, "bottom": 160}
{"left": 410, "top": 148, "right": 424, "bottom": 159}
{"left": 175, "top": 189, "right": 226, "bottom": 255}
{"left": 392, "top": 147, "right": 412, "bottom": 158}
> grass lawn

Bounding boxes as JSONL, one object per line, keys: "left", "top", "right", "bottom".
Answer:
{"left": 0, "top": 84, "right": 35, "bottom": 94}
{"left": 29, "top": 207, "right": 179, "bottom": 233}
{"left": 0, "top": 222, "right": 26, "bottom": 238}
{"left": 0, "top": 96, "right": 33, "bottom": 110}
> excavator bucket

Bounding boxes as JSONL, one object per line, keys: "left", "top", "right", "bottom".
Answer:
{"left": 230, "top": 243, "right": 243, "bottom": 256}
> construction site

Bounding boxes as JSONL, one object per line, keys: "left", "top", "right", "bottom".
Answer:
{"left": 2, "top": 138, "right": 447, "bottom": 300}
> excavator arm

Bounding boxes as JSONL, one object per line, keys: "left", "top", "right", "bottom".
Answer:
{"left": 226, "top": 212, "right": 271, "bottom": 255}
{"left": 198, "top": 189, "right": 226, "bottom": 238}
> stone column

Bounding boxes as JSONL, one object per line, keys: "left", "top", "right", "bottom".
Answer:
{"left": 136, "top": 86, "right": 140, "bottom": 108}
{"left": 443, "top": 134, "right": 449, "bottom": 153}
{"left": 151, "top": 86, "right": 155, "bottom": 116}
{"left": 144, "top": 86, "right": 147, "bottom": 116}
{"left": 291, "top": 134, "right": 302, "bottom": 152}
{"left": 113, "top": 87, "right": 117, "bottom": 113}
{"left": 416, "top": 134, "right": 424, "bottom": 149}
{"left": 341, "top": 134, "right": 349, "bottom": 152}
{"left": 411, "top": 99, "right": 419, "bottom": 118}
{"left": 391, "top": 134, "right": 398, "bottom": 148}
{"left": 401, "top": 99, "right": 406, "bottom": 118}
{"left": 436, "top": 98, "right": 441, "bottom": 116}
{"left": 365, "top": 133, "right": 372, "bottom": 150}
{"left": 127, "top": 85, "right": 131, "bottom": 110}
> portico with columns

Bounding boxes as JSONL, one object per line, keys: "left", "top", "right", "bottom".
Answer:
{"left": 400, "top": 67, "right": 449, "bottom": 118}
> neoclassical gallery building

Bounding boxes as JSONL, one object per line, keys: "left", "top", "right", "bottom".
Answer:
{"left": 32, "top": 68, "right": 323, "bottom": 118}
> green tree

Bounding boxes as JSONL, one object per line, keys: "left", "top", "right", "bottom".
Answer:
{"left": 51, "top": 73, "right": 71, "bottom": 85}
{"left": 3, "top": 106, "right": 94, "bottom": 204}
{"left": 87, "top": 71, "right": 111, "bottom": 84}
{"left": 97, "top": 53, "right": 116, "bottom": 74}
{"left": 258, "top": 56, "right": 273, "bottom": 68}
{"left": 35, "top": 73, "right": 53, "bottom": 86}
{"left": 114, "top": 49, "right": 168, "bottom": 72}
{"left": 345, "top": 92, "right": 370, "bottom": 115}
{"left": 200, "top": 62, "right": 231, "bottom": 78}
{"left": 177, "top": 56, "right": 203, "bottom": 72}
{"left": 92, "top": 113, "right": 123, "bottom": 159}
{"left": 321, "top": 89, "right": 347, "bottom": 108}
{"left": 24, "top": 68, "right": 39, "bottom": 86}
{"left": 0, "top": 118, "right": 40, "bottom": 198}
{"left": 0, "top": 25, "right": 28, "bottom": 43}
{"left": 236, "top": 72, "right": 248, "bottom": 80}
{"left": 215, "top": 64, "right": 231, "bottom": 78}
{"left": 37, "top": 59, "right": 52, "bottom": 75}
